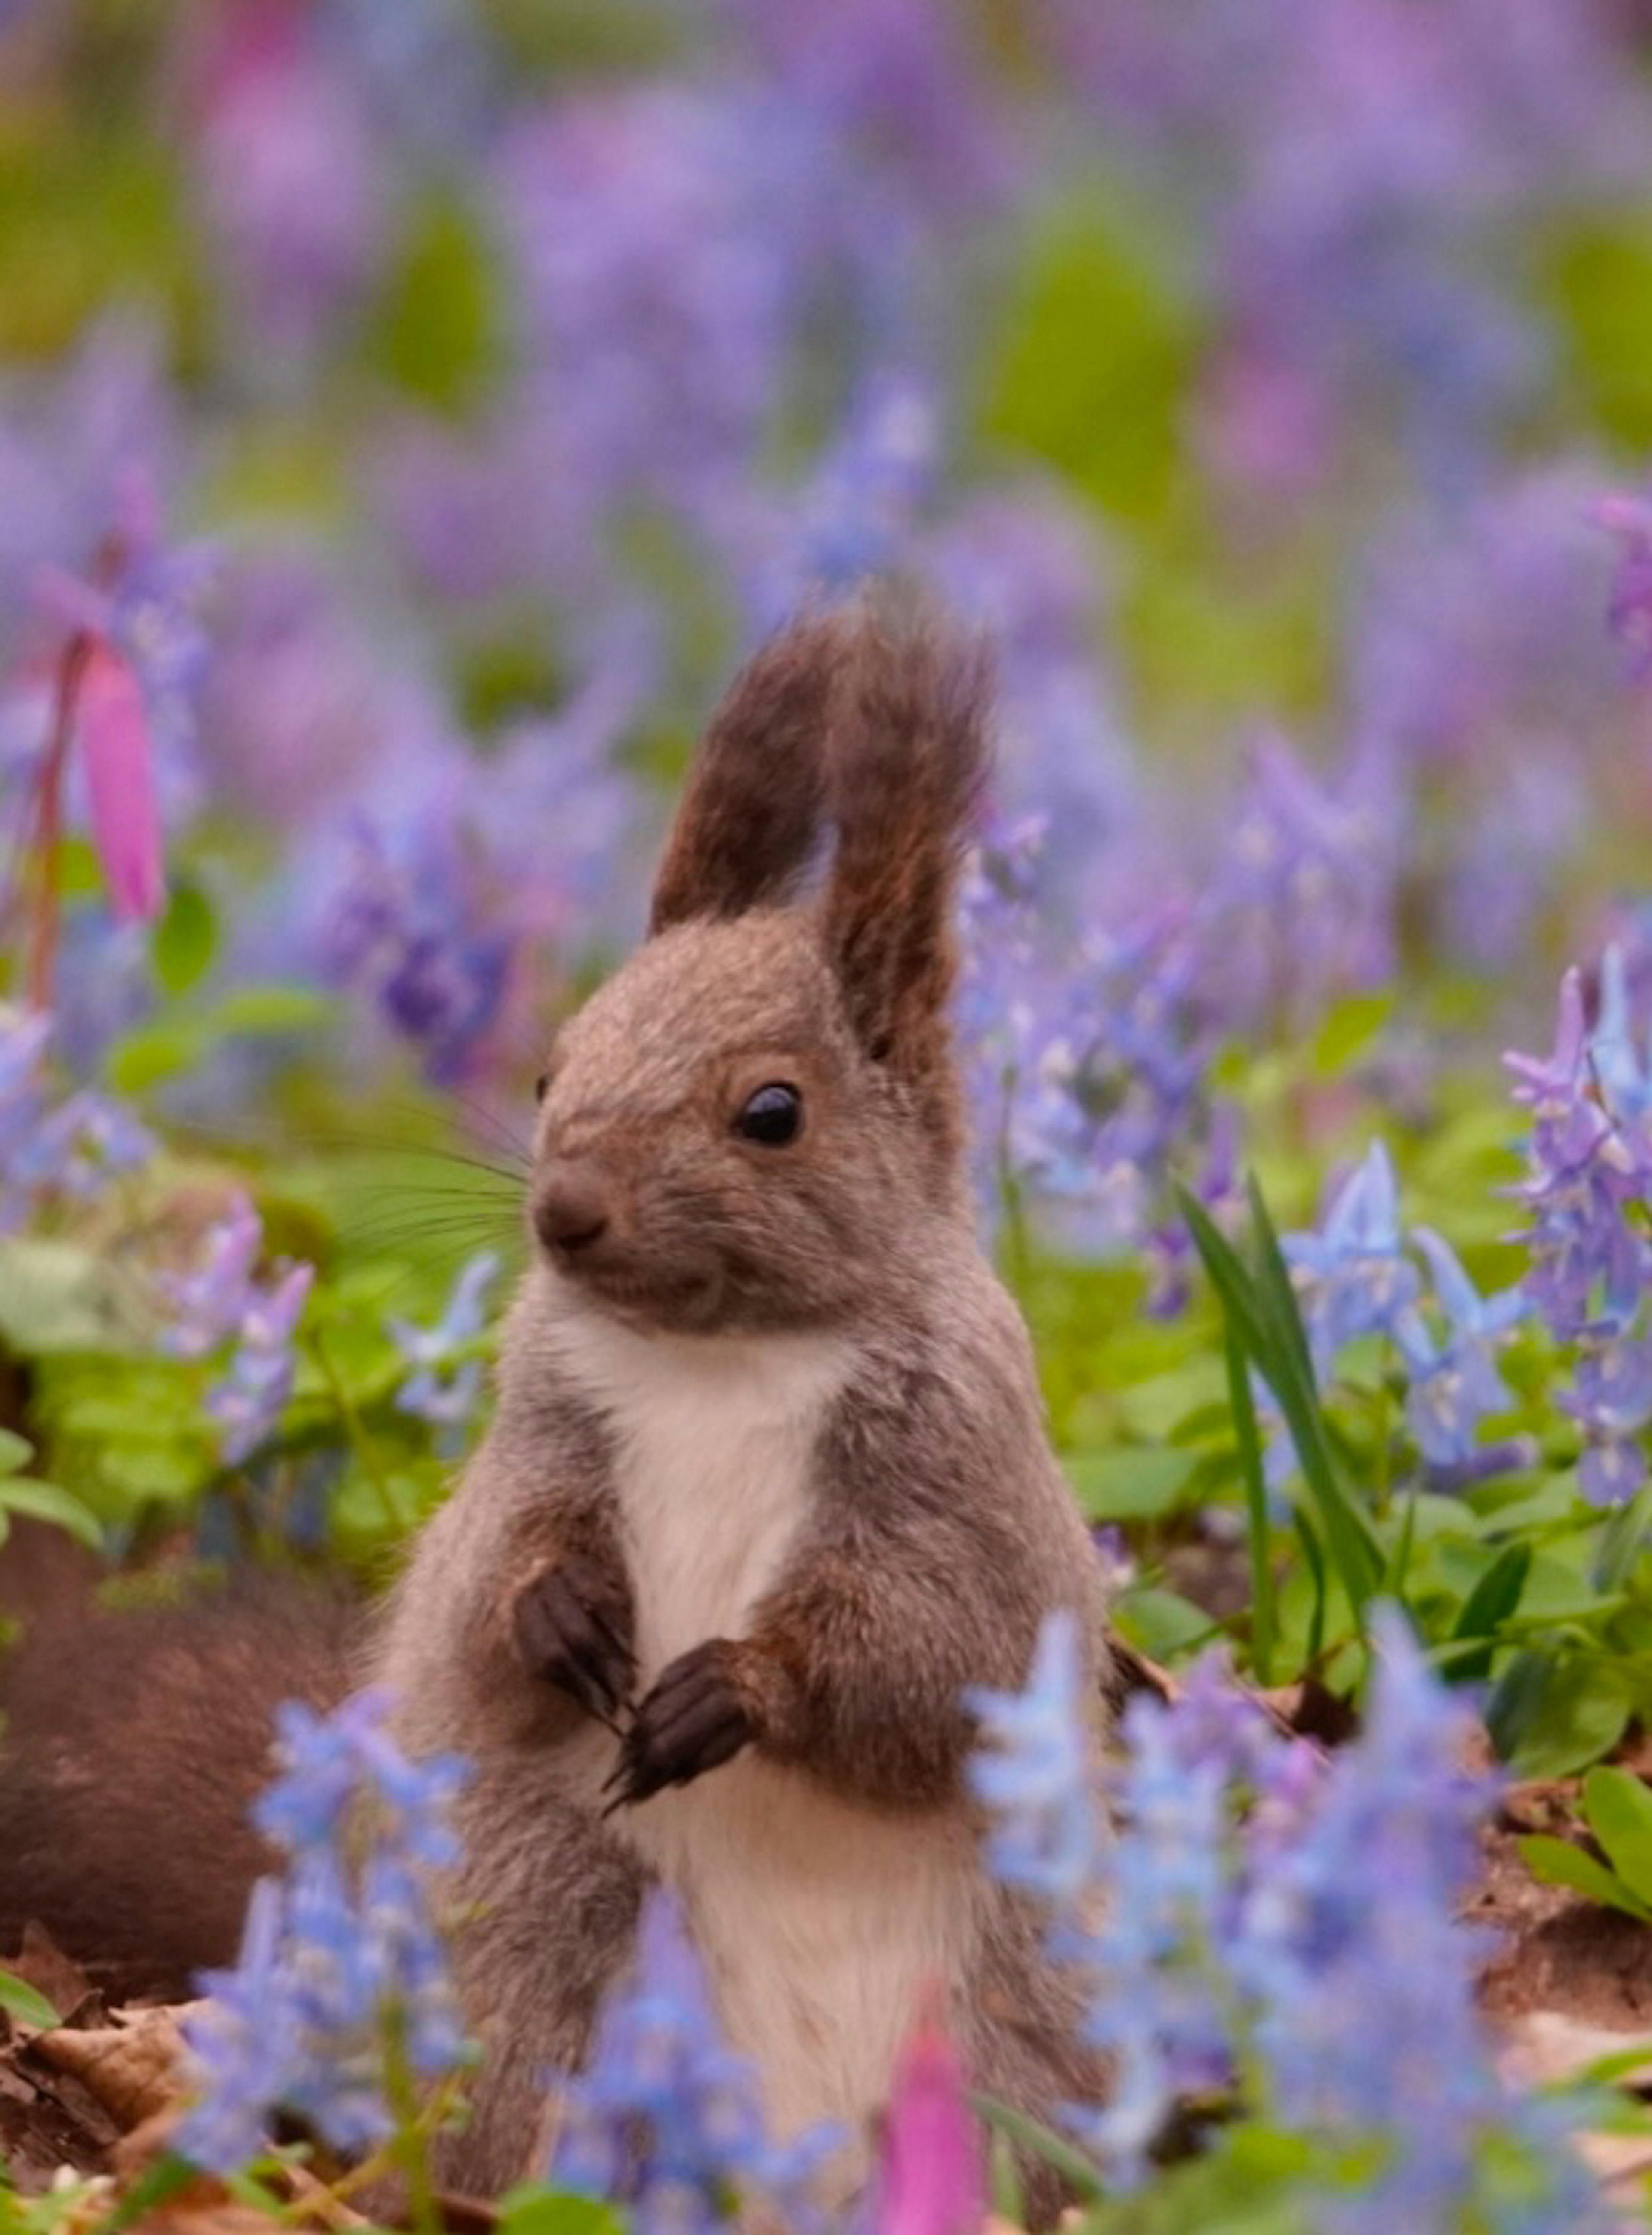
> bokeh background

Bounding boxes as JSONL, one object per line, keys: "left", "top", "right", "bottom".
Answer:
{"left": 10, "top": 0, "right": 1652, "bottom": 1553}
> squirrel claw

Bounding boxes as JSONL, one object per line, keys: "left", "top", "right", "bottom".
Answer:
{"left": 512, "top": 1555, "right": 636, "bottom": 1729}
{"left": 603, "top": 1640, "right": 754, "bottom": 1809}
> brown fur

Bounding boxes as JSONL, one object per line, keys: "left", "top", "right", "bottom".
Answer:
{"left": 647, "top": 613, "right": 846, "bottom": 935}
{"left": 377, "top": 604, "right": 1110, "bottom": 2212}
{"left": 823, "top": 608, "right": 991, "bottom": 1177}
{"left": 0, "top": 1573, "right": 354, "bottom": 2000}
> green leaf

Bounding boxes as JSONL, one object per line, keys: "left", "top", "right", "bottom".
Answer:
{"left": 0, "top": 1477, "right": 102, "bottom": 1550}
{"left": 1224, "top": 1326, "right": 1277, "bottom": 1686}
{"left": 209, "top": 985, "right": 336, "bottom": 1037}
{"left": 1113, "top": 1584, "right": 1219, "bottom": 1662}
{"left": 1485, "top": 1648, "right": 1554, "bottom": 1761}
{"left": 1441, "top": 1542, "right": 1532, "bottom": 1682}
{"left": 0, "top": 1970, "right": 59, "bottom": 2028}
{"left": 1581, "top": 1767, "right": 1652, "bottom": 1908}
{"left": 0, "top": 1428, "right": 30, "bottom": 1474}
{"left": 105, "top": 1018, "right": 207, "bottom": 1094}
{"left": 151, "top": 879, "right": 217, "bottom": 996}
{"left": 1518, "top": 1835, "right": 1652, "bottom": 1922}
{"left": 494, "top": 2186, "right": 627, "bottom": 2235}
{"left": 1595, "top": 1475, "right": 1652, "bottom": 1592}
{"left": 1179, "top": 1181, "right": 1381, "bottom": 1631}
{"left": 1310, "top": 992, "right": 1395, "bottom": 1077}
{"left": 1063, "top": 1446, "right": 1199, "bottom": 1521}
{"left": 978, "top": 197, "right": 1194, "bottom": 523}
{"left": 1503, "top": 1661, "right": 1632, "bottom": 1781}
{"left": 0, "top": 1238, "right": 131, "bottom": 1352}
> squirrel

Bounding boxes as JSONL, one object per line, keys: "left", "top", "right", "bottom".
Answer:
{"left": 0, "top": 605, "right": 1111, "bottom": 2216}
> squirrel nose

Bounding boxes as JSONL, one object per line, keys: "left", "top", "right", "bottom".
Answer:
{"left": 533, "top": 1159, "right": 613, "bottom": 1256}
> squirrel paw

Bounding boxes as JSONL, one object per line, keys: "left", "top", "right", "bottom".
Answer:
{"left": 603, "top": 1640, "right": 754, "bottom": 1809}
{"left": 512, "top": 1554, "right": 636, "bottom": 1731}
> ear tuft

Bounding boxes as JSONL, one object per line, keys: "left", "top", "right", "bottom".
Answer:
{"left": 823, "top": 603, "right": 992, "bottom": 1168}
{"left": 649, "top": 614, "right": 848, "bottom": 935}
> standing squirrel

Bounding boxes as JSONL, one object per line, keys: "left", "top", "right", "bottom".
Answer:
{"left": 0, "top": 605, "right": 1110, "bottom": 2212}
{"left": 377, "top": 605, "right": 1110, "bottom": 2203}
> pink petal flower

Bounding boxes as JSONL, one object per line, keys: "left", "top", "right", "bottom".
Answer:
{"left": 77, "top": 642, "right": 165, "bottom": 922}
{"left": 876, "top": 1995, "right": 983, "bottom": 2235}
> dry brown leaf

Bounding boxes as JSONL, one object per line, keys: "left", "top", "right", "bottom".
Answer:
{"left": 35, "top": 2003, "right": 188, "bottom": 2128}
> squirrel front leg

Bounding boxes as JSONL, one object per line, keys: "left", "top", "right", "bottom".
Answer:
{"left": 608, "top": 1502, "right": 1067, "bottom": 1811}
{"left": 381, "top": 1398, "right": 635, "bottom": 1749}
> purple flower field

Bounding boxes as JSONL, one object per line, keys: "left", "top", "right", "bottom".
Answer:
{"left": 8, "top": 4, "right": 1652, "bottom": 2231}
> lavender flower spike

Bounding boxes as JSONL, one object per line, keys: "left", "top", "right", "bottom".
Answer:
{"left": 549, "top": 1888, "right": 840, "bottom": 2235}
{"left": 965, "top": 1609, "right": 1103, "bottom": 1915}
{"left": 388, "top": 1247, "right": 499, "bottom": 1432}
{"left": 1282, "top": 1140, "right": 1419, "bottom": 1379}
{"left": 177, "top": 1690, "right": 468, "bottom": 2173}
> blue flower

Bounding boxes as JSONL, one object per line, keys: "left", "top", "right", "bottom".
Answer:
{"left": 1283, "top": 1141, "right": 1420, "bottom": 1377}
{"left": 549, "top": 1890, "right": 838, "bottom": 2235}
{"left": 387, "top": 1249, "right": 500, "bottom": 1435}
{"left": 965, "top": 1611, "right": 1101, "bottom": 1915}
{"left": 1396, "top": 1229, "right": 1526, "bottom": 1468}
{"left": 177, "top": 1691, "right": 468, "bottom": 2173}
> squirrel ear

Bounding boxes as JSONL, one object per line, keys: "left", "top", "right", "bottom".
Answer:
{"left": 649, "top": 615, "right": 845, "bottom": 935}
{"left": 823, "top": 607, "right": 991, "bottom": 1160}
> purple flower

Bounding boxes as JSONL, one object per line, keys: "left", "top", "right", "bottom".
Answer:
{"left": 156, "top": 1193, "right": 314, "bottom": 1464}
{"left": 0, "top": 1006, "right": 153, "bottom": 1232}
{"left": 177, "top": 1690, "right": 468, "bottom": 2173}
{"left": 1283, "top": 1141, "right": 1420, "bottom": 1378}
{"left": 190, "top": 0, "right": 391, "bottom": 371}
{"left": 968, "top": 1609, "right": 1596, "bottom": 2223}
{"left": 39, "top": 472, "right": 218, "bottom": 789}
{"left": 549, "top": 1889, "right": 838, "bottom": 2235}
{"left": 388, "top": 1250, "right": 500, "bottom": 1435}
{"left": 966, "top": 1611, "right": 1102, "bottom": 1915}
{"left": 1395, "top": 1230, "right": 1526, "bottom": 1468}
{"left": 1593, "top": 491, "right": 1652, "bottom": 679}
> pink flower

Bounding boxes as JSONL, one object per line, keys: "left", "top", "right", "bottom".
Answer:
{"left": 77, "top": 642, "right": 165, "bottom": 923}
{"left": 876, "top": 1995, "right": 983, "bottom": 2235}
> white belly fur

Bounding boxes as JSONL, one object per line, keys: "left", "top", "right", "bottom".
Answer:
{"left": 547, "top": 1305, "right": 979, "bottom": 2155}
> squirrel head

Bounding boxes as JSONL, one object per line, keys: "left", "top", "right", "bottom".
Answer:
{"left": 526, "top": 602, "right": 991, "bottom": 1336}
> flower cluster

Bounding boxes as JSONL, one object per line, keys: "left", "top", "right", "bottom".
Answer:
{"left": 1277, "top": 1139, "right": 1528, "bottom": 1476}
{"left": 157, "top": 1191, "right": 314, "bottom": 1464}
{"left": 548, "top": 1889, "right": 840, "bottom": 2235}
{"left": 0, "top": 1004, "right": 152, "bottom": 1232}
{"left": 968, "top": 1608, "right": 1602, "bottom": 2231}
{"left": 176, "top": 1688, "right": 468, "bottom": 2173}
{"left": 387, "top": 1247, "right": 499, "bottom": 1440}
{"left": 1506, "top": 947, "right": 1652, "bottom": 1505}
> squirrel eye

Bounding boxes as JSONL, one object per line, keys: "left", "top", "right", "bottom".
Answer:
{"left": 533, "top": 1071, "right": 550, "bottom": 1105}
{"left": 734, "top": 1081, "right": 803, "bottom": 1146}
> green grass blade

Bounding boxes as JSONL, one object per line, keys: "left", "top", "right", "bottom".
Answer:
{"left": 1293, "top": 1509, "right": 1327, "bottom": 1667}
{"left": 970, "top": 2094, "right": 1107, "bottom": 2202}
{"left": 1224, "top": 1326, "right": 1277, "bottom": 1686}
{"left": 1442, "top": 1542, "right": 1532, "bottom": 1685}
{"left": 1181, "top": 1180, "right": 1381, "bottom": 1631}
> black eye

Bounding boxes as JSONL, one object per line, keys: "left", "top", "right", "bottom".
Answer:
{"left": 734, "top": 1081, "right": 803, "bottom": 1146}
{"left": 533, "top": 1071, "right": 550, "bottom": 1105}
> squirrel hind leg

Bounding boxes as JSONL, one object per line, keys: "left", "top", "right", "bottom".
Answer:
{"left": 431, "top": 1769, "right": 646, "bottom": 2196}
{"left": 0, "top": 1568, "right": 357, "bottom": 2001}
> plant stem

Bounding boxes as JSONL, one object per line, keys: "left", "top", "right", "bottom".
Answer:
{"left": 382, "top": 2001, "right": 441, "bottom": 2235}
{"left": 308, "top": 1326, "right": 403, "bottom": 1534}
{"left": 25, "top": 628, "right": 92, "bottom": 1013}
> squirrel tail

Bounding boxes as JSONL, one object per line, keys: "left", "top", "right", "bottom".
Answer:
{"left": 0, "top": 1558, "right": 357, "bottom": 2000}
